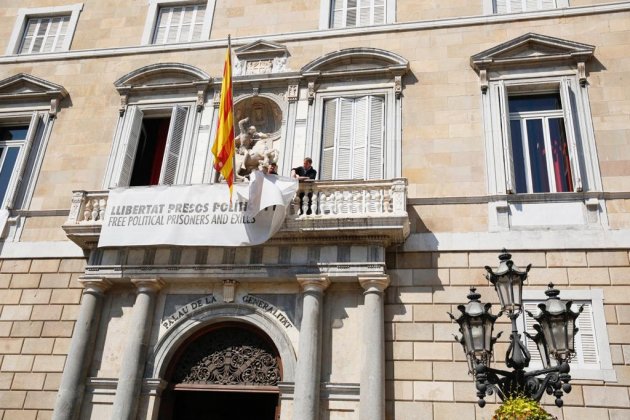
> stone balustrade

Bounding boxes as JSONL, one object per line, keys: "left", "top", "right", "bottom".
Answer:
{"left": 63, "top": 178, "right": 409, "bottom": 249}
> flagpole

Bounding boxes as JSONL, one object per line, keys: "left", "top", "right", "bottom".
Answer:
{"left": 229, "top": 34, "right": 235, "bottom": 189}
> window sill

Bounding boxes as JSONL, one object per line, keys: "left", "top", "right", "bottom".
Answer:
{"left": 491, "top": 192, "right": 604, "bottom": 231}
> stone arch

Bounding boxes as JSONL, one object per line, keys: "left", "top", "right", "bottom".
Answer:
{"left": 149, "top": 303, "right": 297, "bottom": 383}
{"left": 114, "top": 63, "right": 211, "bottom": 89}
{"left": 301, "top": 47, "right": 408, "bottom": 74}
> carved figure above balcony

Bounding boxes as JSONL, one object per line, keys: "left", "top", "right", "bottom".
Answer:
{"left": 232, "top": 96, "right": 282, "bottom": 178}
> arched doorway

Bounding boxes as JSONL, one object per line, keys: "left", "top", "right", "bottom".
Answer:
{"left": 159, "top": 322, "right": 282, "bottom": 420}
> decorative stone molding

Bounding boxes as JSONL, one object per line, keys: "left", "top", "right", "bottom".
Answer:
{"left": 0, "top": 73, "right": 69, "bottom": 117}
{"left": 114, "top": 63, "right": 211, "bottom": 101}
{"left": 296, "top": 274, "right": 331, "bottom": 294}
{"left": 479, "top": 69, "right": 488, "bottom": 93}
{"left": 358, "top": 275, "right": 390, "bottom": 294}
{"left": 131, "top": 278, "right": 165, "bottom": 293}
{"left": 287, "top": 83, "right": 299, "bottom": 102}
{"left": 78, "top": 278, "right": 112, "bottom": 295}
{"left": 223, "top": 279, "right": 237, "bottom": 303}
{"left": 394, "top": 75, "right": 402, "bottom": 99}
{"left": 149, "top": 303, "right": 298, "bottom": 382}
{"left": 233, "top": 40, "right": 290, "bottom": 76}
{"left": 307, "top": 81, "right": 316, "bottom": 105}
{"left": 470, "top": 32, "right": 595, "bottom": 78}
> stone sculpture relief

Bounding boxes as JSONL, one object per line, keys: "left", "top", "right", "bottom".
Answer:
{"left": 231, "top": 96, "right": 282, "bottom": 179}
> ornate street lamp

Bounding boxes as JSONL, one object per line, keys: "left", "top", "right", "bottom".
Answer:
{"left": 449, "top": 250, "right": 582, "bottom": 408}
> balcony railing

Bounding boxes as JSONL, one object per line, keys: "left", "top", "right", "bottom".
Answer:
{"left": 63, "top": 178, "right": 409, "bottom": 248}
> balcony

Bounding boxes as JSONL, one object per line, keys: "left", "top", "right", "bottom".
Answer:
{"left": 63, "top": 178, "right": 409, "bottom": 250}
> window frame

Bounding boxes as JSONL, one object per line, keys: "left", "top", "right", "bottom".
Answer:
{"left": 486, "top": 75, "right": 598, "bottom": 196}
{"left": 519, "top": 288, "right": 616, "bottom": 381}
{"left": 104, "top": 102, "right": 198, "bottom": 188}
{"left": 5, "top": 3, "right": 83, "bottom": 56}
{"left": 320, "top": 95, "right": 385, "bottom": 181}
{"left": 141, "top": 0, "right": 214, "bottom": 46}
{"left": 319, "top": 0, "right": 395, "bottom": 29}
{"left": 308, "top": 86, "right": 398, "bottom": 181}
{"left": 483, "top": 0, "right": 568, "bottom": 15}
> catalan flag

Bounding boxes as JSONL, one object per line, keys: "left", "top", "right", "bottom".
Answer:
{"left": 211, "top": 39, "right": 235, "bottom": 201}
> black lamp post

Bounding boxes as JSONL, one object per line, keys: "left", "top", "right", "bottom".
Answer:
{"left": 449, "top": 250, "right": 582, "bottom": 408}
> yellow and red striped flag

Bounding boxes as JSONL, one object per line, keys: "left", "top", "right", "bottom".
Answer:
{"left": 211, "top": 40, "right": 235, "bottom": 201}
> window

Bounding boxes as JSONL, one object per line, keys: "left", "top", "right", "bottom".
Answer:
{"left": 5, "top": 4, "right": 83, "bottom": 55}
{"left": 484, "top": 0, "right": 569, "bottom": 14}
{"left": 19, "top": 16, "right": 71, "bottom": 54}
{"left": 0, "top": 126, "right": 28, "bottom": 207}
{"left": 141, "top": 1, "right": 214, "bottom": 45}
{"left": 153, "top": 4, "right": 206, "bottom": 44}
{"left": 471, "top": 34, "right": 603, "bottom": 229}
{"left": 331, "top": 0, "right": 385, "bottom": 28}
{"left": 105, "top": 63, "right": 211, "bottom": 189}
{"left": 0, "top": 74, "right": 67, "bottom": 221}
{"left": 114, "top": 106, "right": 190, "bottom": 187}
{"left": 301, "top": 48, "right": 407, "bottom": 180}
{"left": 320, "top": 96, "right": 384, "bottom": 180}
{"left": 519, "top": 289, "right": 615, "bottom": 381}
{"left": 320, "top": 0, "right": 394, "bottom": 29}
{"left": 507, "top": 89, "right": 578, "bottom": 194}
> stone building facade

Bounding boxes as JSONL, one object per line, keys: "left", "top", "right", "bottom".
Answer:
{"left": 0, "top": 0, "right": 629, "bottom": 419}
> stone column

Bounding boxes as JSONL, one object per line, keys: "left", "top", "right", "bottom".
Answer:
{"left": 358, "top": 275, "right": 390, "bottom": 420}
{"left": 53, "top": 279, "right": 110, "bottom": 420}
{"left": 293, "top": 275, "right": 330, "bottom": 420}
{"left": 111, "top": 279, "right": 164, "bottom": 420}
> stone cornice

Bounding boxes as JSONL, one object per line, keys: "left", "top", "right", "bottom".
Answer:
{"left": 0, "top": 3, "right": 629, "bottom": 65}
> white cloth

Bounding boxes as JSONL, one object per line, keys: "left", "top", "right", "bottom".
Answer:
{"left": 98, "top": 177, "right": 298, "bottom": 247}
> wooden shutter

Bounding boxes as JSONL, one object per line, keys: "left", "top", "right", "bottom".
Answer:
{"left": 353, "top": 97, "right": 368, "bottom": 179}
{"left": 373, "top": 0, "right": 386, "bottom": 24}
{"left": 559, "top": 78, "right": 583, "bottom": 192}
{"left": 541, "top": 0, "right": 557, "bottom": 10}
{"left": 116, "top": 106, "right": 144, "bottom": 187}
{"left": 321, "top": 99, "right": 338, "bottom": 180}
{"left": 336, "top": 99, "right": 354, "bottom": 179}
{"left": 331, "top": 0, "right": 344, "bottom": 28}
{"left": 4, "top": 113, "right": 42, "bottom": 209}
{"left": 160, "top": 106, "right": 188, "bottom": 185}
{"left": 494, "top": 0, "right": 508, "bottom": 13}
{"left": 368, "top": 96, "right": 384, "bottom": 179}
{"left": 522, "top": 302, "right": 542, "bottom": 362}
{"left": 572, "top": 301, "right": 599, "bottom": 366}
{"left": 524, "top": 0, "right": 539, "bottom": 11}
{"left": 497, "top": 82, "right": 516, "bottom": 193}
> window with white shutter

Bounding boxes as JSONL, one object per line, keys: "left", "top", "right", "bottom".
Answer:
{"left": 152, "top": 4, "right": 206, "bottom": 44}
{"left": 6, "top": 4, "right": 83, "bottom": 55}
{"left": 493, "top": 0, "right": 566, "bottom": 14}
{"left": 320, "top": 96, "right": 384, "bottom": 180}
{"left": 113, "top": 105, "right": 191, "bottom": 188}
{"left": 519, "top": 289, "right": 615, "bottom": 381}
{"left": 18, "top": 16, "right": 70, "bottom": 54}
{"left": 329, "top": 0, "right": 388, "bottom": 28}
